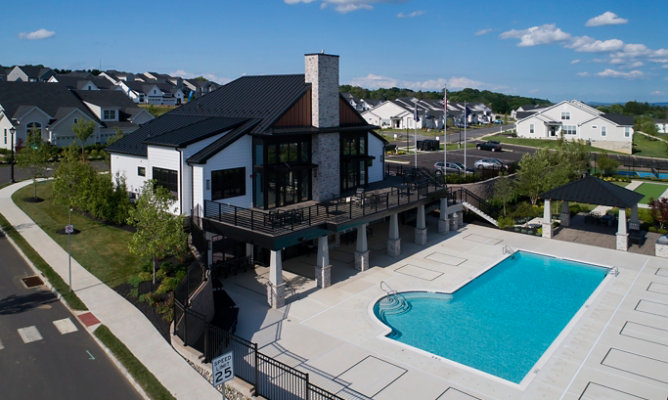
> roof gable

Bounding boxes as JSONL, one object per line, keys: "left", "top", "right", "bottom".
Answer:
{"left": 540, "top": 176, "right": 643, "bottom": 208}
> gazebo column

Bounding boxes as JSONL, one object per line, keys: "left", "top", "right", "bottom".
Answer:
{"left": 415, "top": 205, "right": 427, "bottom": 245}
{"left": 315, "top": 235, "right": 332, "bottom": 288}
{"left": 438, "top": 198, "right": 450, "bottom": 234}
{"left": 355, "top": 224, "right": 369, "bottom": 271}
{"left": 387, "top": 213, "right": 401, "bottom": 257}
{"left": 629, "top": 205, "right": 640, "bottom": 231}
{"left": 267, "top": 250, "right": 285, "bottom": 308}
{"left": 542, "top": 199, "right": 552, "bottom": 238}
{"left": 616, "top": 208, "right": 628, "bottom": 251}
{"left": 560, "top": 201, "right": 570, "bottom": 227}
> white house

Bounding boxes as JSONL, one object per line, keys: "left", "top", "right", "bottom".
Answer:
{"left": 515, "top": 100, "right": 634, "bottom": 154}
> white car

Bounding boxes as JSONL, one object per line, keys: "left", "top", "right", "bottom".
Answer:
{"left": 434, "top": 161, "right": 471, "bottom": 174}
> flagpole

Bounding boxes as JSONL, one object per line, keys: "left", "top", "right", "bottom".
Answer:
{"left": 414, "top": 102, "right": 418, "bottom": 168}
{"left": 464, "top": 101, "right": 467, "bottom": 169}
{"left": 443, "top": 85, "right": 447, "bottom": 175}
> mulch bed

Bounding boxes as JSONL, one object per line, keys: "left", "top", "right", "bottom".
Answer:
{"left": 114, "top": 282, "right": 171, "bottom": 342}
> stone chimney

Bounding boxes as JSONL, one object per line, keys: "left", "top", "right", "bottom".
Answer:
{"left": 306, "top": 53, "right": 341, "bottom": 201}
{"left": 305, "top": 53, "right": 339, "bottom": 128}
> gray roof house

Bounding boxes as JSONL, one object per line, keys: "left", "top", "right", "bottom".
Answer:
{"left": 6, "top": 65, "right": 55, "bottom": 82}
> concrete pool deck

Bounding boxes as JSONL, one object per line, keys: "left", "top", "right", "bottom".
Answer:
{"left": 223, "top": 222, "right": 668, "bottom": 400}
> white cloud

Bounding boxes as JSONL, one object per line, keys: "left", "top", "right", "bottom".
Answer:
{"left": 571, "top": 59, "right": 581, "bottom": 64}
{"left": 596, "top": 69, "right": 643, "bottom": 79}
{"left": 586, "top": 11, "right": 628, "bottom": 27}
{"left": 567, "top": 36, "right": 624, "bottom": 52}
{"left": 577, "top": 72, "right": 590, "bottom": 77}
{"left": 475, "top": 28, "right": 492, "bottom": 36}
{"left": 500, "top": 24, "right": 571, "bottom": 47}
{"left": 285, "top": 0, "right": 395, "bottom": 13}
{"left": 349, "top": 73, "right": 496, "bottom": 91}
{"left": 397, "top": 10, "right": 424, "bottom": 18}
{"left": 18, "top": 28, "right": 55, "bottom": 40}
{"left": 170, "top": 69, "right": 230, "bottom": 84}
{"left": 651, "top": 90, "right": 664, "bottom": 95}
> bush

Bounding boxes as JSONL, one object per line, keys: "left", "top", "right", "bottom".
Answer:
{"left": 138, "top": 271, "right": 152, "bottom": 282}
{"left": 497, "top": 216, "right": 515, "bottom": 229}
{"left": 128, "top": 274, "right": 143, "bottom": 288}
{"left": 511, "top": 201, "right": 540, "bottom": 218}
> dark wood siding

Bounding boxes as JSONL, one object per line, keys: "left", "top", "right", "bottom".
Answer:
{"left": 339, "top": 97, "right": 366, "bottom": 126}
{"left": 273, "top": 89, "right": 312, "bottom": 127}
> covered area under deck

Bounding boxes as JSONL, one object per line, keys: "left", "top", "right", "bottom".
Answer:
{"left": 197, "top": 173, "right": 463, "bottom": 308}
{"left": 540, "top": 175, "right": 643, "bottom": 251}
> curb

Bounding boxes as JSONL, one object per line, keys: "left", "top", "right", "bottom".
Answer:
{"left": 0, "top": 218, "right": 152, "bottom": 400}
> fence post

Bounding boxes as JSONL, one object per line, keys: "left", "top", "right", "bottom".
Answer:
{"left": 204, "top": 324, "right": 209, "bottom": 363}
{"left": 251, "top": 209, "right": 254, "bottom": 231}
{"left": 305, "top": 372, "right": 310, "bottom": 400}
{"left": 253, "top": 342, "right": 259, "bottom": 392}
{"left": 218, "top": 202, "right": 222, "bottom": 221}
{"left": 183, "top": 307, "right": 188, "bottom": 346}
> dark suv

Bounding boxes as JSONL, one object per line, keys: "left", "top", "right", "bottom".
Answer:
{"left": 476, "top": 140, "right": 502, "bottom": 152}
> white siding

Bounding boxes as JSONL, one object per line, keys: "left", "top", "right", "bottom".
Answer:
{"left": 194, "top": 135, "right": 253, "bottom": 212}
{"left": 110, "top": 153, "right": 149, "bottom": 194}
{"left": 192, "top": 166, "right": 204, "bottom": 219}
{"left": 368, "top": 132, "right": 384, "bottom": 183}
{"left": 50, "top": 110, "right": 99, "bottom": 146}
{"left": 179, "top": 132, "right": 228, "bottom": 215}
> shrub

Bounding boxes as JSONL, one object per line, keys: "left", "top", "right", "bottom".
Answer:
{"left": 128, "top": 274, "right": 143, "bottom": 288}
{"left": 138, "top": 271, "right": 152, "bottom": 282}
{"left": 497, "top": 216, "right": 515, "bottom": 229}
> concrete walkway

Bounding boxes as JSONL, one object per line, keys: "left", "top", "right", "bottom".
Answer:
{"left": 0, "top": 181, "right": 220, "bottom": 400}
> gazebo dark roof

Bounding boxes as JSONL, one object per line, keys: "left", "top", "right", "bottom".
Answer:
{"left": 540, "top": 176, "right": 643, "bottom": 208}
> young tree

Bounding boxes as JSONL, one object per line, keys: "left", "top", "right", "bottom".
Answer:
{"left": 515, "top": 149, "right": 551, "bottom": 205}
{"left": 649, "top": 197, "right": 668, "bottom": 230}
{"left": 72, "top": 119, "right": 96, "bottom": 159}
{"left": 596, "top": 153, "right": 620, "bottom": 176}
{"left": 16, "top": 128, "right": 51, "bottom": 200}
{"left": 493, "top": 175, "right": 516, "bottom": 216}
{"left": 127, "top": 181, "right": 188, "bottom": 284}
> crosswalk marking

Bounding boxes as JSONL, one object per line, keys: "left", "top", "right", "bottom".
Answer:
{"left": 17, "top": 326, "right": 43, "bottom": 344}
{"left": 52, "top": 318, "right": 78, "bottom": 335}
{"left": 0, "top": 337, "right": 4, "bottom": 350}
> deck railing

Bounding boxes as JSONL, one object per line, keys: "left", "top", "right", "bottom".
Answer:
{"left": 204, "top": 179, "right": 447, "bottom": 235}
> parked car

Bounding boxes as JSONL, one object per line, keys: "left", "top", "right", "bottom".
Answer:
{"left": 476, "top": 140, "right": 502, "bottom": 152}
{"left": 474, "top": 158, "right": 507, "bottom": 170}
{"left": 493, "top": 119, "right": 503, "bottom": 124}
{"left": 434, "top": 161, "right": 472, "bottom": 174}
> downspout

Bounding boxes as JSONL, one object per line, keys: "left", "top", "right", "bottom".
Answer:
{"left": 179, "top": 149, "right": 183, "bottom": 214}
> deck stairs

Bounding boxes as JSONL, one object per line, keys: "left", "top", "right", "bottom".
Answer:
{"left": 462, "top": 201, "right": 498, "bottom": 227}
{"left": 377, "top": 281, "right": 411, "bottom": 318}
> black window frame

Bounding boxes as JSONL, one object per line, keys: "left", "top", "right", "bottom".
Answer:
{"left": 137, "top": 166, "right": 146, "bottom": 177}
{"left": 152, "top": 167, "right": 178, "bottom": 196}
{"left": 211, "top": 167, "right": 246, "bottom": 200}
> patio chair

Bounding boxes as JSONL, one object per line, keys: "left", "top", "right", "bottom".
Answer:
{"left": 353, "top": 187, "right": 366, "bottom": 206}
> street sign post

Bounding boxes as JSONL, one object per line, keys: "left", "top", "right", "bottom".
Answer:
{"left": 65, "top": 222, "right": 74, "bottom": 291}
{"left": 212, "top": 351, "right": 234, "bottom": 399}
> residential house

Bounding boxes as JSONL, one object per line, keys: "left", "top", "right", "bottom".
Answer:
{"left": 99, "top": 70, "right": 135, "bottom": 85}
{"left": 183, "top": 78, "right": 220, "bottom": 101}
{"left": 117, "top": 80, "right": 184, "bottom": 105}
{"left": 342, "top": 92, "right": 364, "bottom": 112}
{"left": 655, "top": 120, "right": 668, "bottom": 134}
{"left": 6, "top": 65, "right": 55, "bottom": 82}
{"left": 511, "top": 104, "right": 548, "bottom": 119}
{"left": 49, "top": 72, "right": 116, "bottom": 90}
{"left": 360, "top": 98, "right": 382, "bottom": 111}
{"left": 515, "top": 100, "right": 634, "bottom": 154}
{"left": 108, "top": 53, "right": 453, "bottom": 308}
{"left": 0, "top": 82, "right": 151, "bottom": 149}
{"left": 362, "top": 98, "right": 442, "bottom": 130}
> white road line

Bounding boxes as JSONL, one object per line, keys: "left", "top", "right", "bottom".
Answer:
{"left": 52, "top": 318, "right": 78, "bottom": 335}
{"left": 0, "top": 337, "right": 4, "bottom": 350}
{"left": 17, "top": 326, "right": 43, "bottom": 344}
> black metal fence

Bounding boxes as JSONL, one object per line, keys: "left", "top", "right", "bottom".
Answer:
{"left": 174, "top": 300, "right": 343, "bottom": 400}
{"left": 449, "top": 186, "right": 501, "bottom": 220}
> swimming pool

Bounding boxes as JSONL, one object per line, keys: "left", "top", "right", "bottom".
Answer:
{"left": 373, "top": 251, "right": 608, "bottom": 384}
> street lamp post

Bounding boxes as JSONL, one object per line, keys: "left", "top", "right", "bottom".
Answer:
{"left": 9, "top": 126, "right": 16, "bottom": 183}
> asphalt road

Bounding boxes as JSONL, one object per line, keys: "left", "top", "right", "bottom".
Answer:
{"left": 0, "top": 232, "right": 141, "bottom": 400}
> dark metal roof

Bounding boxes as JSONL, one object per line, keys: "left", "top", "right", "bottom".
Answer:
{"left": 144, "top": 117, "right": 247, "bottom": 147}
{"left": 0, "top": 81, "right": 98, "bottom": 122}
{"left": 602, "top": 113, "right": 634, "bottom": 126}
{"left": 188, "top": 119, "right": 260, "bottom": 164}
{"left": 540, "top": 176, "right": 643, "bottom": 208}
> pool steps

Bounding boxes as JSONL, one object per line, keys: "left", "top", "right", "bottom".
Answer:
{"left": 378, "top": 281, "right": 412, "bottom": 317}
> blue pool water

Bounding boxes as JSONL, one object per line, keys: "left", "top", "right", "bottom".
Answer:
{"left": 373, "top": 251, "right": 607, "bottom": 383}
{"left": 617, "top": 170, "right": 668, "bottom": 179}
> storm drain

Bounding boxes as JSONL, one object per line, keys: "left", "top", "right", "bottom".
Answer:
{"left": 22, "top": 276, "right": 44, "bottom": 288}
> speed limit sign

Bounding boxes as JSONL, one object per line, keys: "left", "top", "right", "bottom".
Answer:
{"left": 212, "top": 351, "right": 234, "bottom": 386}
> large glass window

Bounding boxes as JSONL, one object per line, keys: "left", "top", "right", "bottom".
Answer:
{"left": 211, "top": 167, "right": 245, "bottom": 200}
{"left": 562, "top": 125, "right": 576, "bottom": 135}
{"left": 255, "top": 137, "right": 311, "bottom": 209}
{"left": 152, "top": 167, "right": 178, "bottom": 195}
{"left": 340, "top": 133, "right": 368, "bottom": 192}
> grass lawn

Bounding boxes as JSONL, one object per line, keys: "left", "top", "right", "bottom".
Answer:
{"left": 635, "top": 182, "right": 668, "bottom": 204}
{"left": 612, "top": 181, "right": 629, "bottom": 187}
{"left": 632, "top": 133, "right": 668, "bottom": 158}
{"left": 13, "top": 180, "right": 143, "bottom": 288}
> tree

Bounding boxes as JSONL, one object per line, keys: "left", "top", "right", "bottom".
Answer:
{"left": 596, "top": 153, "right": 619, "bottom": 176}
{"left": 71, "top": 119, "right": 96, "bottom": 159}
{"left": 649, "top": 197, "right": 668, "bottom": 230}
{"left": 493, "top": 175, "right": 516, "bottom": 216}
{"left": 16, "top": 128, "right": 51, "bottom": 200}
{"left": 106, "top": 127, "right": 125, "bottom": 146}
{"left": 127, "top": 181, "right": 188, "bottom": 284}
{"left": 515, "top": 149, "right": 551, "bottom": 205}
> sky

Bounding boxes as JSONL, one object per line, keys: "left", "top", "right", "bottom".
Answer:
{"left": 2, "top": 0, "right": 667, "bottom": 103}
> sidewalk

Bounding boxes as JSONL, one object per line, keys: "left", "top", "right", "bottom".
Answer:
{"left": 0, "top": 181, "right": 220, "bottom": 400}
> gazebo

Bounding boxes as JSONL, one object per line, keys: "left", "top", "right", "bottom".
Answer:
{"left": 540, "top": 176, "right": 644, "bottom": 251}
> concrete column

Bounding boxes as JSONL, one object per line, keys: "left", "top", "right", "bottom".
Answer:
{"left": 333, "top": 232, "right": 341, "bottom": 248}
{"left": 245, "top": 243, "right": 254, "bottom": 265}
{"left": 355, "top": 224, "right": 369, "bottom": 271}
{"left": 438, "top": 197, "right": 450, "bottom": 234}
{"left": 456, "top": 211, "right": 464, "bottom": 228}
{"left": 387, "top": 213, "right": 401, "bottom": 257}
{"left": 315, "top": 236, "right": 332, "bottom": 288}
{"left": 415, "top": 205, "right": 427, "bottom": 245}
{"left": 542, "top": 199, "right": 552, "bottom": 239}
{"left": 630, "top": 205, "right": 640, "bottom": 231}
{"left": 617, "top": 208, "right": 628, "bottom": 251}
{"left": 560, "top": 201, "right": 570, "bottom": 227}
{"left": 266, "top": 250, "right": 285, "bottom": 308}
